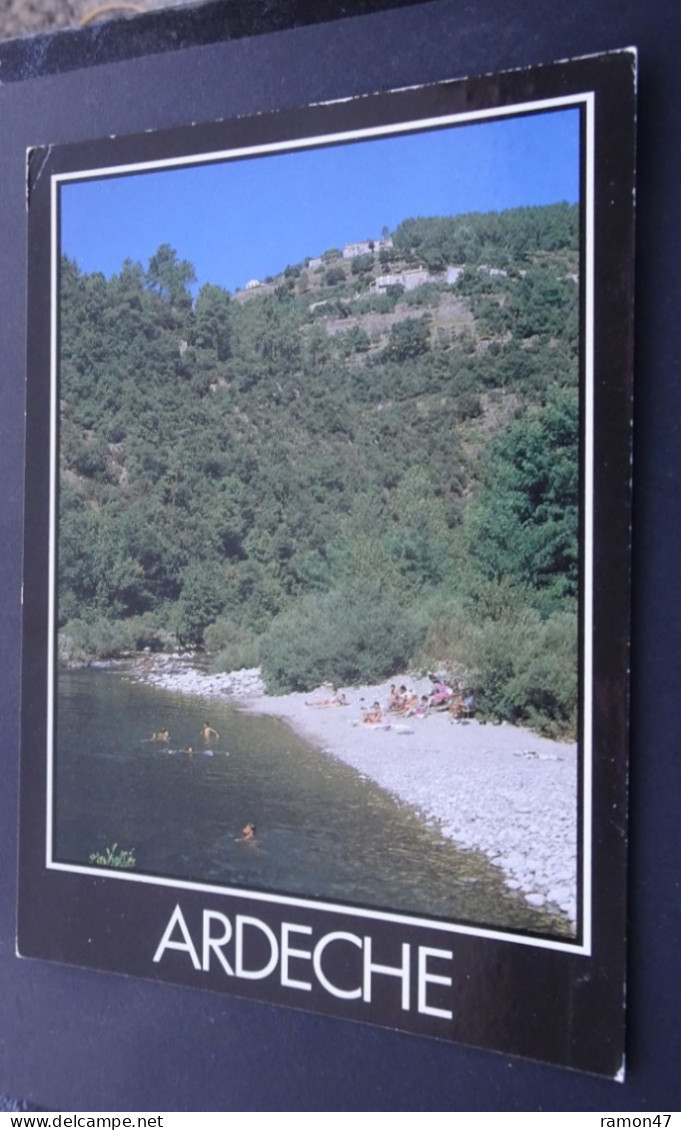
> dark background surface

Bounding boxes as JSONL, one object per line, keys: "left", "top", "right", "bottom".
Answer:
{"left": 0, "top": 0, "right": 678, "bottom": 1112}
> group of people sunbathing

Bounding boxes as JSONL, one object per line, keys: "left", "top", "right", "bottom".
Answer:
{"left": 362, "top": 678, "right": 475, "bottom": 725}
{"left": 305, "top": 677, "right": 474, "bottom": 725}
{"left": 362, "top": 685, "right": 427, "bottom": 724}
{"left": 427, "top": 676, "right": 476, "bottom": 720}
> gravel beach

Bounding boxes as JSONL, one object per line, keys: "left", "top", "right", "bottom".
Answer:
{"left": 129, "top": 654, "right": 578, "bottom": 927}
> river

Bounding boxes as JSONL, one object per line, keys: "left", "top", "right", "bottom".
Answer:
{"left": 55, "top": 667, "right": 566, "bottom": 935}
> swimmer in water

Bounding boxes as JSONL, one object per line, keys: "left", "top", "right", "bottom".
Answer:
{"left": 201, "top": 722, "right": 220, "bottom": 742}
{"left": 183, "top": 745, "right": 195, "bottom": 756}
{"left": 144, "top": 729, "right": 170, "bottom": 743}
{"left": 235, "top": 822, "right": 256, "bottom": 842}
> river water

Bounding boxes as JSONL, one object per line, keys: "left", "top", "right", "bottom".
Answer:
{"left": 55, "top": 667, "right": 565, "bottom": 935}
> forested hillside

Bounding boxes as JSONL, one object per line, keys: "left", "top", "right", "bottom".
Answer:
{"left": 58, "top": 203, "right": 580, "bottom": 734}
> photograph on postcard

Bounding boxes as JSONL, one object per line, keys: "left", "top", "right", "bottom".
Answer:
{"left": 52, "top": 105, "right": 582, "bottom": 940}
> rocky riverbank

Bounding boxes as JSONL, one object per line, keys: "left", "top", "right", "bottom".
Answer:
{"left": 125, "top": 652, "right": 578, "bottom": 928}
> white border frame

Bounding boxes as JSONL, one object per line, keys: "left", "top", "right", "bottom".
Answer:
{"left": 45, "top": 89, "right": 595, "bottom": 958}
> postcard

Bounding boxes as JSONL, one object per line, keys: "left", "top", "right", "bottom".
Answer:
{"left": 19, "top": 48, "right": 635, "bottom": 1076}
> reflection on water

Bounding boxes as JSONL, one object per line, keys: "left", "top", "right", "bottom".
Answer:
{"left": 55, "top": 667, "right": 567, "bottom": 935}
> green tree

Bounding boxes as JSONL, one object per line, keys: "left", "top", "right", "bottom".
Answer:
{"left": 468, "top": 388, "right": 578, "bottom": 610}
{"left": 325, "top": 265, "right": 345, "bottom": 287}
{"left": 173, "top": 562, "right": 227, "bottom": 646}
{"left": 351, "top": 253, "right": 374, "bottom": 278}
{"left": 385, "top": 317, "right": 430, "bottom": 361}
{"left": 146, "top": 244, "right": 196, "bottom": 310}
{"left": 193, "top": 283, "right": 231, "bottom": 360}
{"left": 260, "top": 582, "right": 423, "bottom": 693}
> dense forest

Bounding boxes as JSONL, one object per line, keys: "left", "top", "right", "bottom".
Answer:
{"left": 58, "top": 203, "right": 580, "bottom": 735}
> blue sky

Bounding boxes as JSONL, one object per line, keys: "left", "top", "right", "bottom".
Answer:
{"left": 60, "top": 107, "right": 580, "bottom": 295}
